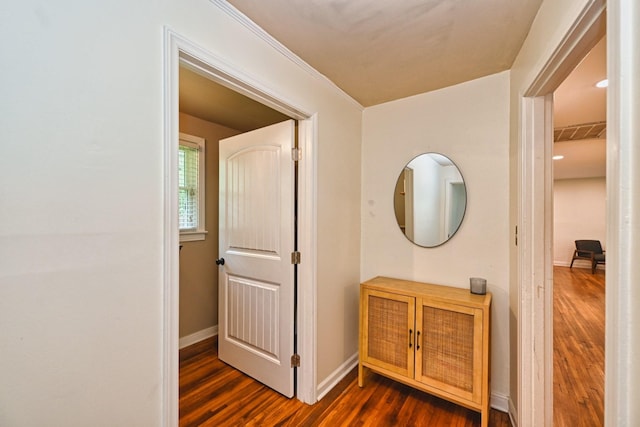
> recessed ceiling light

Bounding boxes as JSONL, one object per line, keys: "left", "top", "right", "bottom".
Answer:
{"left": 553, "top": 155, "right": 564, "bottom": 160}
{"left": 595, "top": 79, "right": 608, "bottom": 88}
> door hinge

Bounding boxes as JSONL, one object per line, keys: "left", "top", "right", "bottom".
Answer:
{"left": 291, "top": 147, "right": 301, "bottom": 161}
{"left": 291, "top": 354, "right": 300, "bottom": 367}
{"left": 291, "top": 251, "right": 301, "bottom": 264}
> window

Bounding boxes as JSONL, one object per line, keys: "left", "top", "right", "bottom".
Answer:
{"left": 179, "top": 133, "right": 207, "bottom": 241}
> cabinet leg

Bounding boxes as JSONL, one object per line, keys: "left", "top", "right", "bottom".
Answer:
{"left": 358, "top": 363, "right": 366, "bottom": 387}
{"left": 481, "top": 408, "right": 489, "bottom": 427}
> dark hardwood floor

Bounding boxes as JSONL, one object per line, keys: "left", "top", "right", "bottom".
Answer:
{"left": 179, "top": 266, "right": 604, "bottom": 426}
{"left": 180, "top": 337, "right": 512, "bottom": 426}
{"left": 553, "top": 266, "right": 605, "bottom": 426}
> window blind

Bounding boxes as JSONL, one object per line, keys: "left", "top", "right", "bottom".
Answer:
{"left": 178, "top": 144, "right": 199, "bottom": 230}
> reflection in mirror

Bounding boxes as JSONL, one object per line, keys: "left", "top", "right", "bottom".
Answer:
{"left": 393, "top": 153, "right": 467, "bottom": 247}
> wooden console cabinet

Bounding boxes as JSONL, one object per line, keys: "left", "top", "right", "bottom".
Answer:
{"left": 359, "top": 276, "right": 492, "bottom": 427}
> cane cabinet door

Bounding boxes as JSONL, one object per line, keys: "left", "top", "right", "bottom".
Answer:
{"left": 415, "top": 300, "right": 484, "bottom": 404}
{"left": 360, "top": 288, "right": 415, "bottom": 379}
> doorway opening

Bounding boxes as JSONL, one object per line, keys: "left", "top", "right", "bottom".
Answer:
{"left": 177, "top": 61, "right": 292, "bottom": 342}
{"left": 551, "top": 35, "right": 607, "bottom": 425}
{"left": 163, "top": 29, "right": 318, "bottom": 425}
{"left": 516, "top": 2, "right": 606, "bottom": 425}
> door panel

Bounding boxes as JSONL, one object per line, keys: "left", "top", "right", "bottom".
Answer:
{"left": 415, "top": 300, "right": 483, "bottom": 403}
{"left": 218, "top": 120, "right": 295, "bottom": 397}
{"left": 226, "top": 275, "right": 279, "bottom": 360}
{"left": 361, "top": 288, "right": 415, "bottom": 378}
{"left": 226, "top": 145, "right": 280, "bottom": 255}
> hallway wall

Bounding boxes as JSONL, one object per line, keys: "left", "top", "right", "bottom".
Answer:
{"left": 553, "top": 177, "right": 606, "bottom": 267}
{"left": 362, "top": 71, "right": 511, "bottom": 405}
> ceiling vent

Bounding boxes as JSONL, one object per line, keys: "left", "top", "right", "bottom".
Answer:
{"left": 554, "top": 121, "right": 606, "bottom": 142}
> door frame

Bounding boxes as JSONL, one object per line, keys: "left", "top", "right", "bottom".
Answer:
{"left": 162, "top": 28, "right": 318, "bottom": 426}
{"left": 516, "top": 1, "right": 606, "bottom": 425}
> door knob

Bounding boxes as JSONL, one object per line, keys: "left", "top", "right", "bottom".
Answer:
{"left": 215, "top": 258, "right": 225, "bottom": 266}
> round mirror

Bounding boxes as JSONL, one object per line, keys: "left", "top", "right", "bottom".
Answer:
{"left": 393, "top": 153, "right": 467, "bottom": 247}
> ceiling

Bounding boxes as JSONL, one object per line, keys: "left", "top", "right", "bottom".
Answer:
{"left": 227, "top": 0, "right": 544, "bottom": 107}
{"left": 553, "top": 36, "right": 607, "bottom": 180}
{"left": 180, "top": 1, "right": 606, "bottom": 179}
{"left": 180, "top": 65, "right": 290, "bottom": 133}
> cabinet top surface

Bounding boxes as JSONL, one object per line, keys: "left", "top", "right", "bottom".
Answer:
{"left": 361, "top": 276, "right": 491, "bottom": 307}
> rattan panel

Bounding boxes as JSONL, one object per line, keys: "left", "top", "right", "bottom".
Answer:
{"left": 367, "top": 295, "right": 408, "bottom": 369}
{"left": 422, "top": 306, "right": 474, "bottom": 392}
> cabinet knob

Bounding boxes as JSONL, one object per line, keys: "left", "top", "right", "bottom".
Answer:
{"left": 215, "top": 258, "right": 225, "bottom": 266}
{"left": 409, "top": 329, "right": 413, "bottom": 348}
{"left": 416, "top": 331, "right": 421, "bottom": 350}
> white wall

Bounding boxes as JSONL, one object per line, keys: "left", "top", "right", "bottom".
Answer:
{"left": 362, "top": 71, "right": 511, "bottom": 403}
{"left": 606, "top": 1, "right": 640, "bottom": 423}
{"left": 553, "top": 177, "right": 606, "bottom": 267}
{"left": 0, "top": 1, "right": 361, "bottom": 425}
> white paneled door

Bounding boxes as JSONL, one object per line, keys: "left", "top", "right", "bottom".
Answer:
{"left": 218, "top": 120, "right": 296, "bottom": 397}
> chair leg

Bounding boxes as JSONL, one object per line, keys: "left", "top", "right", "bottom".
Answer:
{"left": 592, "top": 261, "right": 597, "bottom": 274}
{"left": 570, "top": 258, "right": 575, "bottom": 269}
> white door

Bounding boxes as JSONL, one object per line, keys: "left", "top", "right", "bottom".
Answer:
{"left": 218, "top": 120, "right": 296, "bottom": 397}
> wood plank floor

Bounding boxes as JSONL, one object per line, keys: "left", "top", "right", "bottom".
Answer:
{"left": 180, "top": 337, "right": 512, "bottom": 426}
{"left": 553, "top": 266, "right": 605, "bottom": 426}
{"left": 179, "top": 266, "right": 603, "bottom": 426}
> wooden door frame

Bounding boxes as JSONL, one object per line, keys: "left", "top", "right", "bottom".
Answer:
{"left": 162, "top": 28, "right": 318, "bottom": 426}
{"left": 516, "top": 2, "right": 606, "bottom": 425}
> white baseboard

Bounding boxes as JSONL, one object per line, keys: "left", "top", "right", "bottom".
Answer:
{"left": 179, "top": 325, "right": 218, "bottom": 349}
{"left": 316, "top": 352, "right": 359, "bottom": 401}
{"left": 554, "top": 260, "right": 604, "bottom": 270}
{"left": 554, "top": 260, "right": 571, "bottom": 267}
{"left": 490, "top": 392, "right": 510, "bottom": 413}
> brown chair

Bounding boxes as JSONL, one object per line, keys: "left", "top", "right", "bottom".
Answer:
{"left": 570, "top": 240, "right": 605, "bottom": 273}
